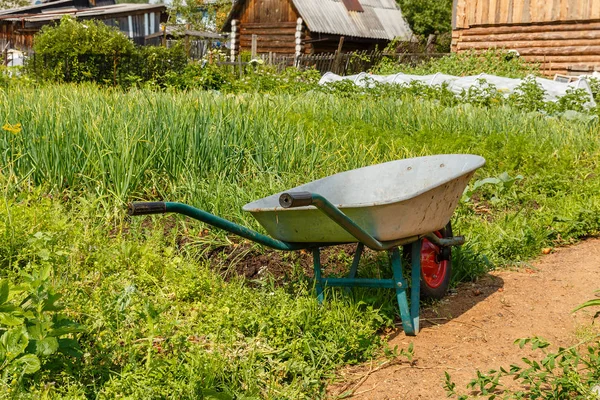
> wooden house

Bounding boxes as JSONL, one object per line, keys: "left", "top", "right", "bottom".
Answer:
{"left": 452, "top": 0, "right": 600, "bottom": 75}
{"left": 0, "top": 0, "right": 167, "bottom": 51}
{"left": 222, "top": 0, "right": 414, "bottom": 58}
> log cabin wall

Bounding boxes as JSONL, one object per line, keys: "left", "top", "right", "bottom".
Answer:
{"left": 309, "top": 34, "right": 388, "bottom": 53}
{"left": 452, "top": 0, "right": 600, "bottom": 75}
{"left": 0, "top": 23, "right": 35, "bottom": 51}
{"left": 237, "top": 0, "right": 308, "bottom": 54}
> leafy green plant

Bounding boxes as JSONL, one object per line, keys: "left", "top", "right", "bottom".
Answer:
{"left": 573, "top": 289, "right": 600, "bottom": 318}
{"left": 396, "top": 0, "right": 453, "bottom": 37}
{"left": 460, "top": 78, "right": 503, "bottom": 107}
{"left": 508, "top": 76, "right": 548, "bottom": 112}
{"left": 462, "top": 172, "right": 524, "bottom": 204}
{"left": 372, "top": 50, "right": 540, "bottom": 78}
{"left": 0, "top": 267, "right": 84, "bottom": 388}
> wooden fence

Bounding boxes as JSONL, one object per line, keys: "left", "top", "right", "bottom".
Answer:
{"left": 216, "top": 51, "right": 448, "bottom": 76}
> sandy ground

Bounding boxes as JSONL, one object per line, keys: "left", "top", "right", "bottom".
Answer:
{"left": 329, "top": 238, "right": 600, "bottom": 399}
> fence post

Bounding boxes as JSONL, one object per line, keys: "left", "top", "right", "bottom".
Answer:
{"left": 230, "top": 20, "right": 238, "bottom": 62}
{"left": 333, "top": 36, "right": 344, "bottom": 74}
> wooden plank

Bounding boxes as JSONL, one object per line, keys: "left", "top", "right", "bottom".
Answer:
{"left": 459, "top": 0, "right": 469, "bottom": 28}
{"left": 461, "top": 21, "right": 600, "bottom": 35}
{"left": 532, "top": 60, "right": 600, "bottom": 69}
{"left": 567, "top": 0, "right": 578, "bottom": 20}
{"left": 457, "top": 38, "right": 600, "bottom": 49}
{"left": 512, "top": 0, "right": 524, "bottom": 23}
{"left": 478, "top": 0, "right": 488, "bottom": 25}
{"left": 488, "top": 0, "right": 497, "bottom": 24}
{"left": 468, "top": 0, "right": 477, "bottom": 27}
{"left": 592, "top": 0, "right": 600, "bottom": 19}
{"left": 460, "top": 29, "right": 600, "bottom": 41}
{"left": 240, "top": 28, "right": 297, "bottom": 35}
{"left": 583, "top": 0, "right": 592, "bottom": 19}
{"left": 511, "top": 45, "right": 600, "bottom": 55}
{"left": 240, "top": 40, "right": 296, "bottom": 48}
{"left": 551, "top": 0, "right": 561, "bottom": 20}
{"left": 239, "top": 34, "right": 296, "bottom": 41}
{"left": 541, "top": 0, "right": 552, "bottom": 21}
{"left": 522, "top": 0, "right": 530, "bottom": 23}
{"left": 529, "top": 0, "right": 538, "bottom": 22}
{"left": 242, "top": 22, "right": 297, "bottom": 28}
{"left": 560, "top": 0, "right": 568, "bottom": 20}
{"left": 522, "top": 54, "right": 600, "bottom": 62}
{"left": 505, "top": 0, "right": 513, "bottom": 24}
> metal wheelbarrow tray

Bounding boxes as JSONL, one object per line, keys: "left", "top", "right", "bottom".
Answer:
{"left": 129, "top": 154, "right": 485, "bottom": 336}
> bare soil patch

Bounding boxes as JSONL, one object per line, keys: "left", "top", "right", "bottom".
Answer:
{"left": 330, "top": 238, "right": 600, "bottom": 399}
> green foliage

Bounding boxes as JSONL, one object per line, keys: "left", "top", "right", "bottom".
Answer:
{"left": 121, "top": 43, "right": 189, "bottom": 88}
{"left": 446, "top": 335, "right": 600, "bottom": 399}
{"left": 33, "top": 16, "right": 134, "bottom": 57}
{"left": 0, "top": 0, "right": 29, "bottom": 9}
{"left": 319, "top": 75, "right": 595, "bottom": 116}
{"left": 29, "top": 17, "right": 193, "bottom": 87}
{"left": 372, "top": 50, "right": 540, "bottom": 78}
{"left": 0, "top": 193, "right": 387, "bottom": 397}
{"left": 573, "top": 290, "right": 600, "bottom": 318}
{"left": 397, "top": 0, "right": 453, "bottom": 37}
{"left": 0, "top": 269, "right": 84, "bottom": 392}
{"left": 31, "top": 16, "right": 135, "bottom": 83}
{"left": 2, "top": 78, "right": 600, "bottom": 397}
{"left": 168, "top": 0, "right": 232, "bottom": 31}
{"left": 228, "top": 66, "right": 321, "bottom": 93}
{"left": 507, "top": 76, "right": 547, "bottom": 112}
{"left": 167, "top": 62, "right": 233, "bottom": 90}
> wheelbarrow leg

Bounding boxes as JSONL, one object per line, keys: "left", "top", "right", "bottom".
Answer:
{"left": 410, "top": 239, "right": 421, "bottom": 334}
{"left": 344, "top": 243, "right": 364, "bottom": 294}
{"left": 348, "top": 243, "right": 364, "bottom": 279}
{"left": 312, "top": 248, "right": 324, "bottom": 303}
{"left": 391, "top": 243, "right": 420, "bottom": 336}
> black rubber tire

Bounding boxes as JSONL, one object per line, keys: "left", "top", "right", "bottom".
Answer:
{"left": 403, "top": 222, "right": 453, "bottom": 300}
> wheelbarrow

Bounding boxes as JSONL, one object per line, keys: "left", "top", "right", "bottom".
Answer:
{"left": 128, "top": 154, "right": 485, "bottom": 336}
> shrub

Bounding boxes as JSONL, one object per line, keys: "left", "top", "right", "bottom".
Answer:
{"left": 372, "top": 50, "right": 540, "bottom": 78}
{"left": 30, "top": 16, "right": 135, "bottom": 83}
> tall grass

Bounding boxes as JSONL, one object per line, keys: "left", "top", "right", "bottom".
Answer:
{"left": 2, "top": 85, "right": 600, "bottom": 267}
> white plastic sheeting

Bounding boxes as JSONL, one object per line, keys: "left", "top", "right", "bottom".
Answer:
{"left": 319, "top": 72, "right": 596, "bottom": 107}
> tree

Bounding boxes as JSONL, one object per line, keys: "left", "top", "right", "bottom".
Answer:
{"left": 31, "top": 16, "right": 135, "bottom": 83}
{"left": 34, "top": 16, "right": 134, "bottom": 57}
{"left": 397, "top": 0, "right": 453, "bottom": 37}
{"left": 168, "top": 0, "right": 232, "bottom": 31}
{"left": 0, "top": 0, "right": 30, "bottom": 10}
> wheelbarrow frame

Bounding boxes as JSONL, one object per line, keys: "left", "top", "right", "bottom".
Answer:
{"left": 129, "top": 192, "right": 465, "bottom": 336}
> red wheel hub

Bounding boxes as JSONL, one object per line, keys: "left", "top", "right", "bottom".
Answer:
{"left": 421, "top": 231, "right": 448, "bottom": 289}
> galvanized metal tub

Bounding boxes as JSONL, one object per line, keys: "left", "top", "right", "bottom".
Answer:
{"left": 242, "top": 154, "right": 485, "bottom": 243}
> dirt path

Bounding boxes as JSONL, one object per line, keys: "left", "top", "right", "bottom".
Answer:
{"left": 331, "top": 238, "right": 600, "bottom": 399}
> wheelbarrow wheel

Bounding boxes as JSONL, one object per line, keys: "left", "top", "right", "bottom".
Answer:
{"left": 403, "top": 222, "right": 452, "bottom": 300}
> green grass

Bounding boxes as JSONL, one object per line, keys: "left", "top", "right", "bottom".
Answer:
{"left": 1, "top": 84, "right": 600, "bottom": 398}
{"left": 3, "top": 85, "right": 600, "bottom": 266}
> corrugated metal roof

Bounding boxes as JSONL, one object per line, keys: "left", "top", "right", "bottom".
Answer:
{"left": 223, "top": 0, "right": 414, "bottom": 41}
{"left": 292, "top": 0, "right": 413, "bottom": 40}
{"left": 1, "top": 3, "right": 165, "bottom": 22}
{"left": 0, "top": 0, "right": 72, "bottom": 16}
